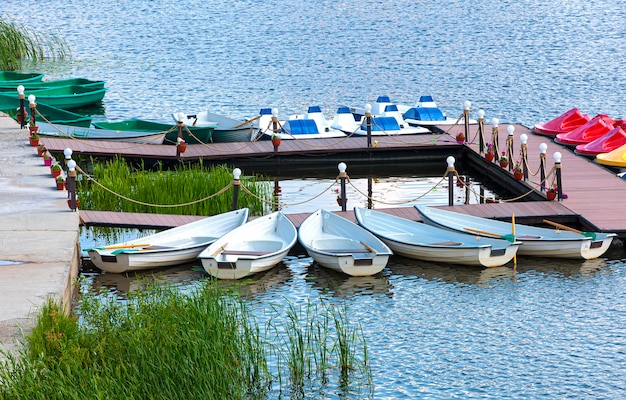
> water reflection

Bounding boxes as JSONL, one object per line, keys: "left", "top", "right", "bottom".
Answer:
{"left": 86, "top": 263, "right": 204, "bottom": 298}
{"left": 307, "top": 263, "right": 394, "bottom": 298}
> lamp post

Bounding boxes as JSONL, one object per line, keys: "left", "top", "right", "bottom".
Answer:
{"left": 271, "top": 108, "right": 280, "bottom": 151}
{"left": 338, "top": 162, "right": 347, "bottom": 211}
{"left": 176, "top": 112, "right": 186, "bottom": 156}
{"left": 477, "top": 109, "right": 485, "bottom": 154}
{"left": 28, "top": 94, "right": 37, "bottom": 134}
{"left": 17, "top": 85, "right": 26, "bottom": 129}
{"left": 463, "top": 100, "right": 471, "bottom": 146}
{"left": 539, "top": 142, "right": 547, "bottom": 191}
{"left": 492, "top": 117, "right": 500, "bottom": 156}
{"left": 67, "top": 159, "right": 78, "bottom": 211}
{"left": 554, "top": 152, "right": 563, "bottom": 201}
{"left": 447, "top": 156, "right": 455, "bottom": 206}
{"left": 520, "top": 133, "right": 528, "bottom": 180}
{"left": 506, "top": 125, "right": 515, "bottom": 172}
{"left": 232, "top": 168, "right": 241, "bottom": 210}
{"left": 364, "top": 103, "right": 372, "bottom": 148}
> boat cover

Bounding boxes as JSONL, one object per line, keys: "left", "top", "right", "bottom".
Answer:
{"left": 282, "top": 119, "right": 319, "bottom": 135}
{"left": 362, "top": 116, "right": 400, "bottom": 131}
{"left": 403, "top": 107, "right": 446, "bottom": 121}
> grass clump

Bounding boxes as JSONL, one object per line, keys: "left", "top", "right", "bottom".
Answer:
{"left": 0, "top": 280, "right": 373, "bottom": 399}
{"left": 0, "top": 17, "right": 69, "bottom": 70}
{"left": 0, "top": 281, "right": 269, "bottom": 400}
{"left": 77, "top": 157, "right": 272, "bottom": 216}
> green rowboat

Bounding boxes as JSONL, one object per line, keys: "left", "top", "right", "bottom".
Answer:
{"left": 0, "top": 71, "right": 44, "bottom": 84}
{"left": 3, "top": 85, "right": 106, "bottom": 110}
{"left": 0, "top": 77, "right": 106, "bottom": 91}
{"left": 0, "top": 93, "right": 92, "bottom": 127}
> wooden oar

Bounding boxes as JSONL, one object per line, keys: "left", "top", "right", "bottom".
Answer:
{"left": 464, "top": 227, "right": 516, "bottom": 243}
{"left": 542, "top": 219, "right": 597, "bottom": 240}
{"left": 87, "top": 243, "right": 150, "bottom": 251}
{"left": 211, "top": 242, "right": 229, "bottom": 257}
{"left": 233, "top": 115, "right": 260, "bottom": 128}
{"left": 360, "top": 241, "right": 377, "bottom": 254}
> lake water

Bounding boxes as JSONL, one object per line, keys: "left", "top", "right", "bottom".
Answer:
{"left": 6, "top": 0, "right": 626, "bottom": 397}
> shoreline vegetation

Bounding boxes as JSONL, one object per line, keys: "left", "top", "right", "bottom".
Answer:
{"left": 0, "top": 279, "right": 372, "bottom": 398}
{"left": 0, "top": 17, "right": 69, "bottom": 70}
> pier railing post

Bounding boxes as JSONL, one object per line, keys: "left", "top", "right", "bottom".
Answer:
{"left": 232, "top": 168, "right": 241, "bottom": 210}
{"left": 28, "top": 94, "right": 36, "bottom": 128}
{"left": 506, "top": 125, "right": 515, "bottom": 172}
{"left": 365, "top": 103, "right": 372, "bottom": 149}
{"left": 477, "top": 109, "right": 485, "bottom": 154}
{"left": 520, "top": 133, "right": 528, "bottom": 181}
{"left": 554, "top": 152, "right": 563, "bottom": 201}
{"left": 539, "top": 143, "right": 547, "bottom": 191}
{"left": 66, "top": 159, "right": 77, "bottom": 212}
{"left": 17, "top": 85, "right": 26, "bottom": 129}
{"left": 447, "top": 156, "right": 455, "bottom": 207}
{"left": 272, "top": 108, "right": 280, "bottom": 152}
{"left": 492, "top": 118, "right": 500, "bottom": 157}
{"left": 175, "top": 112, "right": 185, "bottom": 157}
{"left": 338, "top": 162, "right": 347, "bottom": 212}
{"left": 463, "top": 101, "right": 471, "bottom": 148}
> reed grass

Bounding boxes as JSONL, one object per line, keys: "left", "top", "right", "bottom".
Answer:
{"left": 0, "top": 17, "right": 69, "bottom": 70}
{"left": 0, "top": 280, "right": 373, "bottom": 399}
{"left": 77, "top": 157, "right": 271, "bottom": 216}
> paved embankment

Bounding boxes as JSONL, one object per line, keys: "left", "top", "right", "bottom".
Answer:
{"left": 0, "top": 113, "right": 79, "bottom": 356}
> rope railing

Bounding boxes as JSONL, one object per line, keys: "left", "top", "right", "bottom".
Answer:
{"left": 57, "top": 155, "right": 563, "bottom": 214}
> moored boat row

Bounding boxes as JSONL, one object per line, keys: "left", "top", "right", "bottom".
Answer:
{"left": 87, "top": 205, "right": 615, "bottom": 280}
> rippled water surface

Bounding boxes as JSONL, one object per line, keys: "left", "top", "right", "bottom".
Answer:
{"left": 7, "top": 0, "right": 626, "bottom": 397}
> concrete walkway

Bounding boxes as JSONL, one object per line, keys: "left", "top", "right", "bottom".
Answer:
{"left": 0, "top": 112, "right": 79, "bottom": 356}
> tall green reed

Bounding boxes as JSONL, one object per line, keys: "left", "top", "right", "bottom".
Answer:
{"left": 0, "top": 17, "right": 69, "bottom": 70}
{"left": 77, "top": 157, "right": 271, "bottom": 216}
{"left": 0, "top": 280, "right": 373, "bottom": 399}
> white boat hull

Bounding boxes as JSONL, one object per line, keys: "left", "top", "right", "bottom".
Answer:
{"left": 416, "top": 205, "right": 616, "bottom": 259}
{"left": 199, "top": 211, "right": 297, "bottom": 280}
{"left": 354, "top": 207, "right": 520, "bottom": 268}
{"left": 37, "top": 122, "right": 167, "bottom": 144}
{"left": 87, "top": 209, "right": 250, "bottom": 273}
{"left": 176, "top": 111, "right": 257, "bottom": 142}
{"left": 298, "top": 209, "right": 393, "bottom": 276}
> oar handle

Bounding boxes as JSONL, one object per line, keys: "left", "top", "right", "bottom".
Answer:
{"left": 233, "top": 115, "right": 260, "bottom": 128}
{"left": 360, "top": 241, "right": 377, "bottom": 254}
{"left": 211, "top": 242, "right": 229, "bottom": 257}
{"left": 102, "top": 243, "right": 150, "bottom": 250}
{"left": 542, "top": 219, "right": 581, "bottom": 234}
{"left": 464, "top": 227, "right": 500, "bottom": 237}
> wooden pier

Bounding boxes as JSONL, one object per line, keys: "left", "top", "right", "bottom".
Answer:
{"left": 46, "top": 124, "right": 626, "bottom": 240}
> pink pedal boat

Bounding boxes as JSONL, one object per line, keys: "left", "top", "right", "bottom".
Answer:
{"left": 575, "top": 126, "right": 626, "bottom": 157}
{"left": 554, "top": 115, "right": 615, "bottom": 147}
{"left": 532, "top": 108, "right": 590, "bottom": 136}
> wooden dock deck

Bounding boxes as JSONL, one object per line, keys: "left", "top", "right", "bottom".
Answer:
{"left": 48, "top": 123, "right": 626, "bottom": 239}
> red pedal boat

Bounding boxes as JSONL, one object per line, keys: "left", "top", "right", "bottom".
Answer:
{"left": 532, "top": 108, "right": 590, "bottom": 136}
{"left": 575, "top": 127, "right": 626, "bottom": 156}
{"left": 554, "top": 115, "right": 615, "bottom": 146}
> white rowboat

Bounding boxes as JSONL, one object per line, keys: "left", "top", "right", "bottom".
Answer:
{"left": 198, "top": 211, "right": 297, "bottom": 280}
{"left": 298, "top": 209, "right": 393, "bottom": 276}
{"left": 88, "top": 208, "right": 250, "bottom": 273}
{"left": 415, "top": 205, "right": 616, "bottom": 259}
{"left": 36, "top": 122, "right": 167, "bottom": 144}
{"left": 354, "top": 207, "right": 520, "bottom": 267}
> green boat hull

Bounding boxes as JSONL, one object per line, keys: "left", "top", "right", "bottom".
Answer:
{"left": 93, "top": 119, "right": 214, "bottom": 144}
{"left": 2, "top": 85, "right": 106, "bottom": 110}
{"left": 0, "top": 93, "right": 92, "bottom": 127}
{"left": 0, "top": 78, "right": 106, "bottom": 91}
{"left": 0, "top": 71, "right": 44, "bottom": 84}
